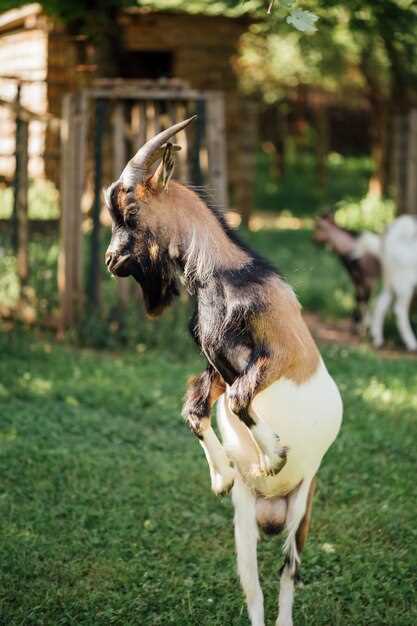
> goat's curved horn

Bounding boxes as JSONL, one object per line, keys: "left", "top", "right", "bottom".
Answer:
{"left": 119, "top": 116, "right": 196, "bottom": 188}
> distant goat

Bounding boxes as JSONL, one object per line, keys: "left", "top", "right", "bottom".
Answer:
{"left": 104, "top": 118, "right": 343, "bottom": 626}
{"left": 313, "top": 214, "right": 381, "bottom": 332}
{"left": 353, "top": 215, "right": 417, "bottom": 351}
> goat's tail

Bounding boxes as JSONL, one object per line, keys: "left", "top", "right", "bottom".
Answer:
{"left": 255, "top": 495, "right": 287, "bottom": 535}
{"left": 351, "top": 231, "right": 382, "bottom": 261}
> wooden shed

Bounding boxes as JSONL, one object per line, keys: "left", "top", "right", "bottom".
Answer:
{"left": 0, "top": 2, "right": 258, "bottom": 218}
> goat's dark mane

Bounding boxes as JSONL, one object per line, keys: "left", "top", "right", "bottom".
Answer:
{"left": 196, "top": 189, "right": 281, "bottom": 281}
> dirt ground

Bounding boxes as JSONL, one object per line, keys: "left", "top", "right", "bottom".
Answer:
{"left": 305, "top": 312, "right": 417, "bottom": 360}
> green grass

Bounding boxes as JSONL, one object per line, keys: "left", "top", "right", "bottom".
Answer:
{"left": 1, "top": 204, "right": 416, "bottom": 623}
{"left": 0, "top": 180, "right": 59, "bottom": 221}
{"left": 1, "top": 328, "right": 416, "bottom": 626}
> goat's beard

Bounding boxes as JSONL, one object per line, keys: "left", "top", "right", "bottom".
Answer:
{"left": 129, "top": 256, "right": 179, "bottom": 318}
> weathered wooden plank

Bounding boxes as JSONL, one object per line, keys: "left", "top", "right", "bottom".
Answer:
{"left": 190, "top": 98, "right": 205, "bottom": 189}
{"left": 206, "top": 91, "right": 228, "bottom": 210}
{"left": 15, "top": 115, "right": 29, "bottom": 292}
{"left": 85, "top": 88, "right": 205, "bottom": 100}
{"left": 87, "top": 98, "right": 106, "bottom": 311}
{"left": 58, "top": 92, "right": 87, "bottom": 329}
{"left": 174, "top": 100, "right": 189, "bottom": 182}
{"left": 0, "top": 97, "right": 53, "bottom": 122}
{"left": 113, "top": 101, "right": 132, "bottom": 307}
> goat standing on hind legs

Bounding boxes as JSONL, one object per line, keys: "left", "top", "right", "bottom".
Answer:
{"left": 104, "top": 117, "right": 343, "bottom": 626}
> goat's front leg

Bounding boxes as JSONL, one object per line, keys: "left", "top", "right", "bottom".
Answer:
{"left": 225, "top": 349, "right": 288, "bottom": 478}
{"left": 353, "top": 283, "right": 372, "bottom": 337}
{"left": 276, "top": 477, "right": 316, "bottom": 626}
{"left": 182, "top": 366, "right": 235, "bottom": 495}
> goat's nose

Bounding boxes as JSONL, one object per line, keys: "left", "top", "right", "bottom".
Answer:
{"left": 105, "top": 251, "right": 113, "bottom": 267}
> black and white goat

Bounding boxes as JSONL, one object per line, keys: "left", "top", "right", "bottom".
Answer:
{"left": 104, "top": 118, "right": 343, "bottom": 626}
{"left": 313, "top": 214, "right": 381, "bottom": 333}
{"left": 353, "top": 215, "right": 417, "bottom": 351}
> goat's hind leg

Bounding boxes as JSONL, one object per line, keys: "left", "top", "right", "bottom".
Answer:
{"left": 232, "top": 477, "right": 265, "bottom": 626}
{"left": 393, "top": 283, "right": 417, "bottom": 351}
{"left": 276, "top": 477, "right": 316, "bottom": 626}
{"left": 371, "top": 287, "right": 392, "bottom": 348}
{"left": 226, "top": 350, "right": 288, "bottom": 478}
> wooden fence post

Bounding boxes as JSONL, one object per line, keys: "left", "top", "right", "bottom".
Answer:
{"left": 14, "top": 111, "right": 29, "bottom": 294}
{"left": 206, "top": 92, "right": 228, "bottom": 211}
{"left": 190, "top": 99, "right": 205, "bottom": 189}
{"left": 58, "top": 92, "right": 87, "bottom": 330}
{"left": 113, "top": 101, "right": 132, "bottom": 307}
{"left": 86, "top": 98, "right": 106, "bottom": 311}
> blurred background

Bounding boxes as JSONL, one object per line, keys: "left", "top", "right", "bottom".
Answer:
{"left": 0, "top": 2, "right": 416, "bottom": 625}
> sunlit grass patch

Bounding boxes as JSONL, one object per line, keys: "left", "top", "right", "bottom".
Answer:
{"left": 0, "top": 329, "right": 416, "bottom": 625}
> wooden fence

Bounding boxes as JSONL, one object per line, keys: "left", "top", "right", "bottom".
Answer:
{"left": 0, "top": 86, "right": 56, "bottom": 301}
{"left": 59, "top": 80, "right": 228, "bottom": 329}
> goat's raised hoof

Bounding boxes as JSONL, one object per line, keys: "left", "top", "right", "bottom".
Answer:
{"left": 257, "top": 445, "right": 288, "bottom": 478}
{"left": 210, "top": 465, "right": 235, "bottom": 496}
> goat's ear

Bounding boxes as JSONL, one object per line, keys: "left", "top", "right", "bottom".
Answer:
{"left": 152, "top": 142, "right": 177, "bottom": 192}
{"left": 103, "top": 182, "right": 123, "bottom": 225}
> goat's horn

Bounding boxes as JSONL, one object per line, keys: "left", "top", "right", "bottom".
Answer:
{"left": 119, "top": 116, "right": 196, "bottom": 188}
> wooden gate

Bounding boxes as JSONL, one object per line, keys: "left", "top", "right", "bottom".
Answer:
{"left": 59, "top": 80, "right": 228, "bottom": 329}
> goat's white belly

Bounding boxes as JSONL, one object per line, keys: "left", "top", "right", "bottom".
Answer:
{"left": 216, "top": 359, "right": 342, "bottom": 497}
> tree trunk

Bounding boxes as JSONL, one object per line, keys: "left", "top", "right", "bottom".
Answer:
{"left": 360, "top": 48, "right": 389, "bottom": 198}
{"left": 260, "top": 104, "right": 287, "bottom": 180}
{"left": 313, "top": 103, "right": 329, "bottom": 191}
{"left": 368, "top": 97, "right": 388, "bottom": 197}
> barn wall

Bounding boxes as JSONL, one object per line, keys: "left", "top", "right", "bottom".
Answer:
{"left": 0, "top": 17, "right": 48, "bottom": 181}
{"left": 44, "top": 23, "right": 80, "bottom": 184}
{"left": 123, "top": 12, "right": 257, "bottom": 216}
{"left": 0, "top": 9, "right": 257, "bottom": 216}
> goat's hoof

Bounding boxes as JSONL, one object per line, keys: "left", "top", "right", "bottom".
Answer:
{"left": 258, "top": 446, "right": 288, "bottom": 478}
{"left": 211, "top": 466, "right": 235, "bottom": 496}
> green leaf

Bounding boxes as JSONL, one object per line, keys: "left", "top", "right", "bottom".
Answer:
{"left": 287, "top": 8, "right": 319, "bottom": 34}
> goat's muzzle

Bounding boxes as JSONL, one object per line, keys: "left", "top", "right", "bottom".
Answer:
{"left": 105, "top": 251, "right": 132, "bottom": 276}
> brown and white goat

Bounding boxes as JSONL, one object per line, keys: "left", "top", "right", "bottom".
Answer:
{"left": 105, "top": 118, "right": 343, "bottom": 626}
{"left": 313, "top": 214, "right": 381, "bottom": 333}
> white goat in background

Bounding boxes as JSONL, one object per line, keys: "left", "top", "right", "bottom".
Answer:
{"left": 353, "top": 215, "right": 417, "bottom": 351}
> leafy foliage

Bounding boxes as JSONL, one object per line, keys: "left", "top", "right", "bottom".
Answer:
{"left": 238, "top": 0, "right": 416, "bottom": 105}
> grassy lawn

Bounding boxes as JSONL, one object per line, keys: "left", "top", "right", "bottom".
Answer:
{"left": 1, "top": 322, "right": 417, "bottom": 622}
{"left": 1, "top": 332, "right": 417, "bottom": 626}
{"left": 1, "top": 219, "right": 417, "bottom": 625}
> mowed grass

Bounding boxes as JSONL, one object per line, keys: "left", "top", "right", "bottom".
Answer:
{"left": 1, "top": 226, "right": 417, "bottom": 625}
